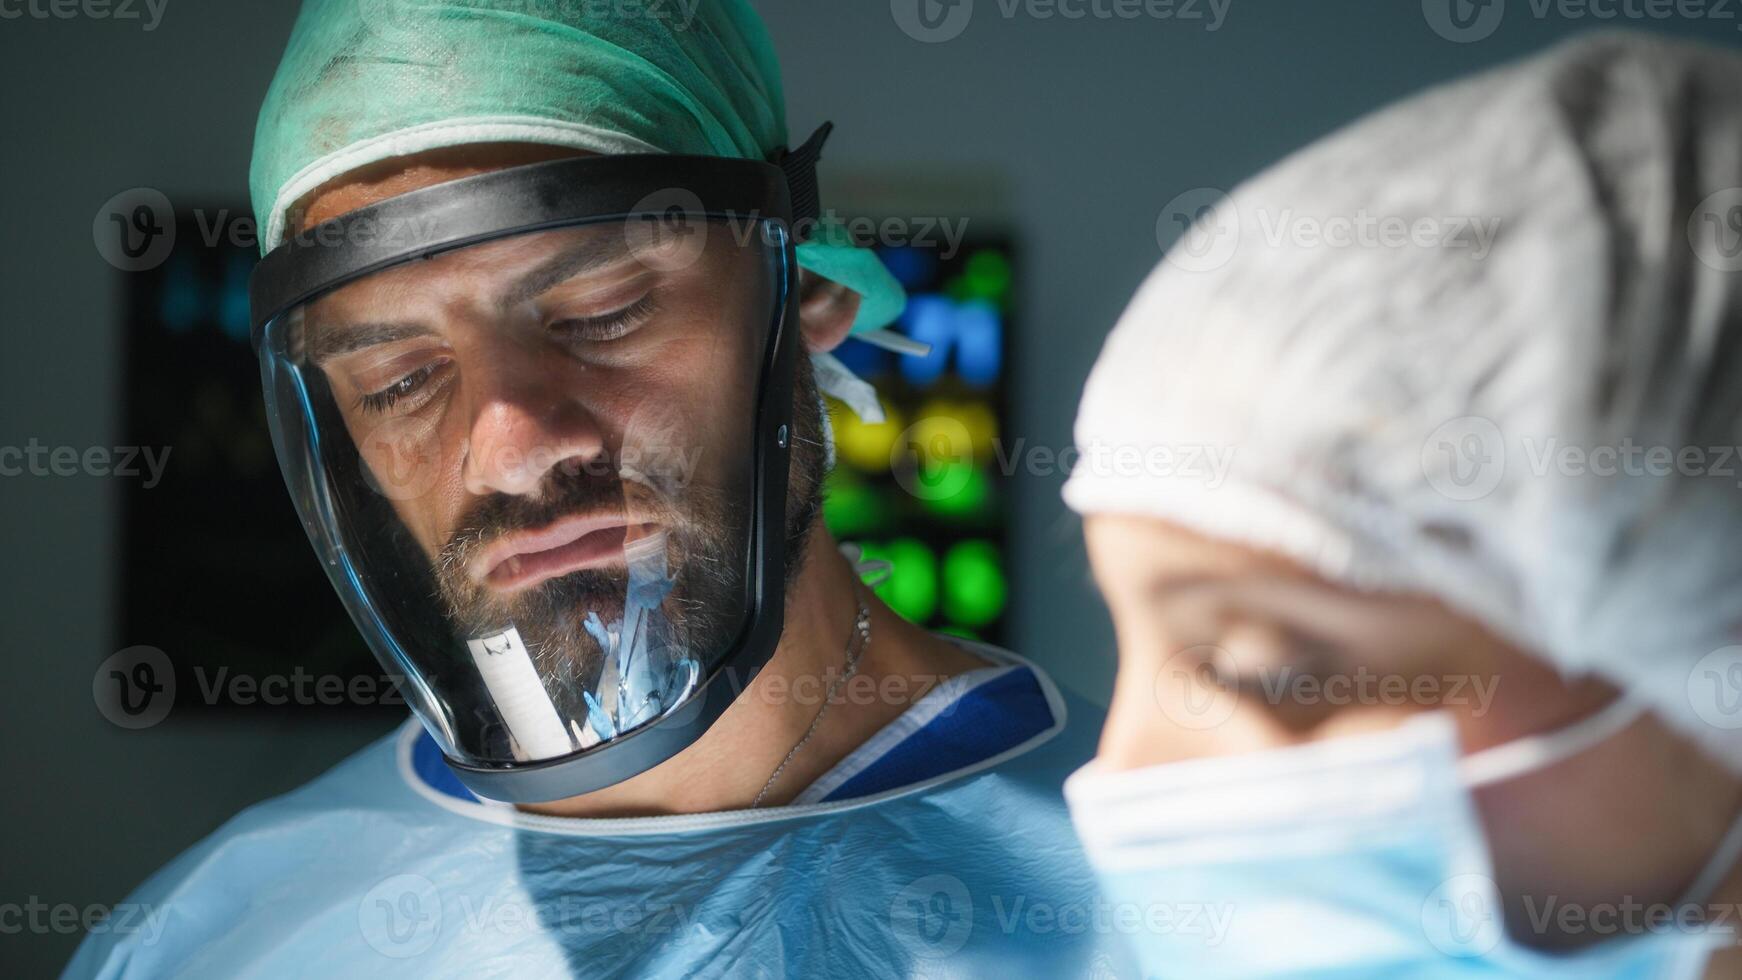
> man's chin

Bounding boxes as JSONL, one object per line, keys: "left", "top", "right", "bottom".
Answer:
{"left": 444, "top": 574, "right": 624, "bottom": 639}
{"left": 509, "top": 583, "right": 626, "bottom": 632}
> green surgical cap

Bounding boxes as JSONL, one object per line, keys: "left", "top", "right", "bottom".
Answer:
{"left": 249, "top": 0, "right": 905, "bottom": 332}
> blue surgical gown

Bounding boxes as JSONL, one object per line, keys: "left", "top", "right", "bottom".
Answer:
{"left": 63, "top": 647, "right": 1138, "bottom": 978}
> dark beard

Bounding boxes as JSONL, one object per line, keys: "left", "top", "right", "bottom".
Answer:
{"left": 429, "top": 357, "right": 831, "bottom": 722}
{"left": 782, "top": 355, "right": 828, "bottom": 591}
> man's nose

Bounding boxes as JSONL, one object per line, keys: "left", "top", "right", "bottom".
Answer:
{"left": 461, "top": 347, "right": 607, "bottom": 498}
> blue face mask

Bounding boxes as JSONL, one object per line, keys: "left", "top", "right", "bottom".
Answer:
{"left": 1065, "top": 702, "right": 1742, "bottom": 979}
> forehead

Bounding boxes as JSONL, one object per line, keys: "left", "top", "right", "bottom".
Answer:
{"left": 301, "top": 240, "right": 554, "bottom": 355}
{"left": 1084, "top": 513, "right": 1323, "bottom": 597}
{"left": 314, "top": 225, "right": 632, "bottom": 307}
{"left": 1088, "top": 514, "right": 1261, "bottom": 572}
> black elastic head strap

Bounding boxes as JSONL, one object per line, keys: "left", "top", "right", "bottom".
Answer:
{"left": 252, "top": 122, "right": 839, "bottom": 337}
{"left": 249, "top": 153, "right": 792, "bottom": 340}
{"left": 771, "top": 121, "right": 833, "bottom": 239}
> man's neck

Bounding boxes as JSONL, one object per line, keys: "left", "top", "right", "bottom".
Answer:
{"left": 516, "top": 527, "right": 987, "bottom": 819}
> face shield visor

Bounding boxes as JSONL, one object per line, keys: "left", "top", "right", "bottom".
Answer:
{"left": 249, "top": 143, "right": 825, "bottom": 802}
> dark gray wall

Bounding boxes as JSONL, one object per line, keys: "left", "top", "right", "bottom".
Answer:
{"left": 4, "top": 2, "right": 1738, "bottom": 974}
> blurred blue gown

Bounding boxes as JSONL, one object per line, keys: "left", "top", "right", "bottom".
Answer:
{"left": 63, "top": 647, "right": 1138, "bottom": 979}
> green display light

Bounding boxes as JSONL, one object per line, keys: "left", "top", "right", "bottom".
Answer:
{"left": 942, "top": 539, "right": 1006, "bottom": 628}
{"left": 861, "top": 538, "right": 938, "bottom": 624}
{"left": 963, "top": 249, "right": 1012, "bottom": 302}
{"left": 822, "top": 470, "right": 890, "bottom": 538}
{"left": 919, "top": 462, "right": 991, "bottom": 519}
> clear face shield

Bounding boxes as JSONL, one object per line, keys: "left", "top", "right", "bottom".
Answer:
{"left": 250, "top": 147, "right": 823, "bottom": 802}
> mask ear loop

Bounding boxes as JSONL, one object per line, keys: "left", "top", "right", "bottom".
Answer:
{"left": 1680, "top": 805, "right": 1742, "bottom": 910}
{"left": 1457, "top": 697, "right": 1742, "bottom": 920}
{"left": 1457, "top": 696, "right": 1648, "bottom": 788}
{"left": 838, "top": 541, "right": 893, "bottom": 589}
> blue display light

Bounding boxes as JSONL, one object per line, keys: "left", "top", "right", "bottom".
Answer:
{"left": 953, "top": 300, "right": 1002, "bottom": 387}
{"left": 831, "top": 334, "right": 894, "bottom": 381}
{"left": 899, "top": 294, "right": 1004, "bottom": 388}
{"left": 876, "top": 245, "right": 938, "bottom": 289}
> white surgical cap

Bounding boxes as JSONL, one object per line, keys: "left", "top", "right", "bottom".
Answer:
{"left": 1064, "top": 33, "right": 1742, "bottom": 771}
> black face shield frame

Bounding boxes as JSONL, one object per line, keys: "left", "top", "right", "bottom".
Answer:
{"left": 247, "top": 126, "right": 833, "bottom": 803}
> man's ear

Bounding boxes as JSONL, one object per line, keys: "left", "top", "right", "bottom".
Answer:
{"left": 797, "top": 271, "right": 861, "bottom": 353}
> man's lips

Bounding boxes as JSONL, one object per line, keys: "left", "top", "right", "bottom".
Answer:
{"left": 471, "top": 513, "right": 651, "bottom": 592}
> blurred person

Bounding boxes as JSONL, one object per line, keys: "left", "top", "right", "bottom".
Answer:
{"left": 62, "top": 2, "right": 1132, "bottom": 977}
{"left": 1063, "top": 32, "right": 1742, "bottom": 979}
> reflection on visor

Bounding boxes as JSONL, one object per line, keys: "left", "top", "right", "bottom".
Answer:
{"left": 259, "top": 217, "right": 787, "bottom": 773}
{"left": 465, "top": 627, "right": 572, "bottom": 761}
{"left": 580, "top": 531, "right": 701, "bottom": 744}
{"left": 465, "top": 530, "right": 699, "bottom": 761}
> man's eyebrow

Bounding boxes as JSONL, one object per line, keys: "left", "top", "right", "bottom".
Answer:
{"left": 501, "top": 233, "right": 640, "bottom": 307}
{"left": 306, "top": 320, "right": 435, "bottom": 364}
{"left": 302, "top": 234, "right": 640, "bottom": 362}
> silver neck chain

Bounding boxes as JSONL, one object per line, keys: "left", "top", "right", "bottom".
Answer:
{"left": 751, "top": 595, "right": 873, "bottom": 809}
